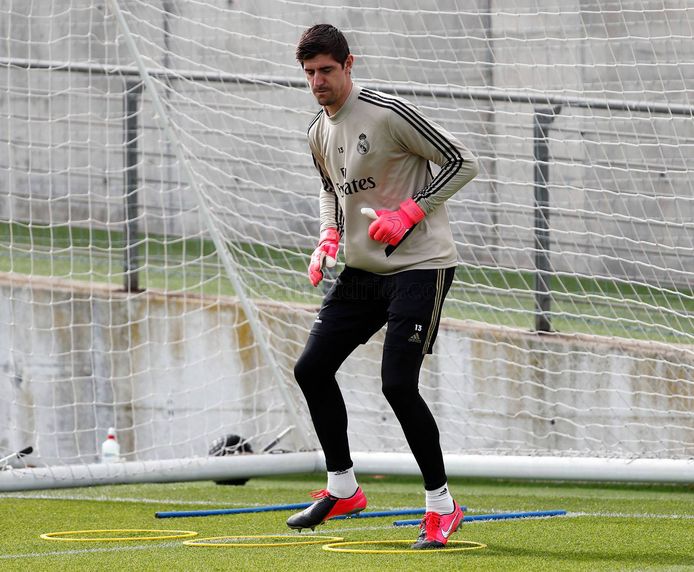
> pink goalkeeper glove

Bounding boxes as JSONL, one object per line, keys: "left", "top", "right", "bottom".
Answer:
{"left": 365, "top": 198, "right": 426, "bottom": 246}
{"left": 308, "top": 228, "right": 340, "bottom": 287}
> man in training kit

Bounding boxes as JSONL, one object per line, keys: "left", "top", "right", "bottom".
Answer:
{"left": 288, "top": 24, "right": 479, "bottom": 549}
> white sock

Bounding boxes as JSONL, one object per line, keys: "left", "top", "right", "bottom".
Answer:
{"left": 426, "top": 483, "right": 455, "bottom": 514}
{"left": 326, "top": 467, "right": 359, "bottom": 498}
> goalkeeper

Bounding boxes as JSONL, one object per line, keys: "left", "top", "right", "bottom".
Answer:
{"left": 289, "top": 24, "right": 479, "bottom": 549}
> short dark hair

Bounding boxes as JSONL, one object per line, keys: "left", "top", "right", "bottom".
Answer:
{"left": 295, "top": 24, "right": 350, "bottom": 67}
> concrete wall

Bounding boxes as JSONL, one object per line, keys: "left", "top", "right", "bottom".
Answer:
{"left": 0, "top": 273, "right": 301, "bottom": 465}
{"left": 0, "top": 0, "right": 692, "bottom": 285}
{"left": 1, "top": 274, "right": 691, "bottom": 465}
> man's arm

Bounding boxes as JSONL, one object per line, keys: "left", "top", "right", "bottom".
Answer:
{"left": 310, "top": 152, "right": 343, "bottom": 235}
{"left": 386, "top": 96, "right": 478, "bottom": 214}
{"left": 307, "top": 149, "right": 342, "bottom": 286}
{"left": 362, "top": 92, "right": 478, "bottom": 246}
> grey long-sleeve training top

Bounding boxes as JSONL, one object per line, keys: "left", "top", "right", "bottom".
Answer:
{"left": 308, "top": 83, "right": 479, "bottom": 275}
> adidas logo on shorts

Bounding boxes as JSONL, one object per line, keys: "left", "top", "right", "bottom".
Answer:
{"left": 408, "top": 332, "right": 422, "bottom": 343}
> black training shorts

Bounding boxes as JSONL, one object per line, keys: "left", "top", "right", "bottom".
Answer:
{"left": 309, "top": 266, "right": 455, "bottom": 355}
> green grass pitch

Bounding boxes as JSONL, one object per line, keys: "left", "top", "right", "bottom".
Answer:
{"left": 0, "top": 474, "right": 692, "bottom": 571}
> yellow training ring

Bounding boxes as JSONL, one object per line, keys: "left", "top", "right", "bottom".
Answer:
{"left": 40, "top": 529, "right": 198, "bottom": 542}
{"left": 183, "top": 535, "right": 344, "bottom": 548}
{"left": 322, "top": 539, "right": 487, "bottom": 554}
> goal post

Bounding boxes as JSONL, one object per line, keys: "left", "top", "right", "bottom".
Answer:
{"left": 0, "top": 1, "right": 692, "bottom": 490}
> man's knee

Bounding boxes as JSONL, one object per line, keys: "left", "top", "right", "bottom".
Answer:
{"left": 380, "top": 349, "right": 424, "bottom": 403}
{"left": 294, "top": 336, "right": 345, "bottom": 389}
{"left": 294, "top": 347, "right": 320, "bottom": 388}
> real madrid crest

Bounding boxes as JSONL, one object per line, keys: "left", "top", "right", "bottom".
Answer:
{"left": 357, "top": 133, "right": 370, "bottom": 155}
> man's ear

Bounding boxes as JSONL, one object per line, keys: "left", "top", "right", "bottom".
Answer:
{"left": 344, "top": 54, "right": 354, "bottom": 74}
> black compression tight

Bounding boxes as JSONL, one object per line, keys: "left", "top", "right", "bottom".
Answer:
{"left": 293, "top": 335, "right": 355, "bottom": 474}
{"left": 380, "top": 348, "right": 447, "bottom": 490}
{"left": 293, "top": 335, "right": 447, "bottom": 490}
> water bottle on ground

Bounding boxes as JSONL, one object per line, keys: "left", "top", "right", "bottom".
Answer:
{"left": 101, "top": 427, "right": 121, "bottom": 463}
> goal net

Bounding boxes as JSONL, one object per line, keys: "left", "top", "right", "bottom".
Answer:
{"left": 0, "top": 0, "right": 692, "bottom": 489}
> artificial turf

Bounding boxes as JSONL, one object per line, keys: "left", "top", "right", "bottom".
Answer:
{"left": 0, "top": 473, "right": 692, "bottom": 571}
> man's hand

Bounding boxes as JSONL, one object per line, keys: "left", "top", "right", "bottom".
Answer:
{"left": 308, "top": 228, "right": 340, "bottom": 287}
{"left": 363, "top": 198, "right": 426, "bottom": 246}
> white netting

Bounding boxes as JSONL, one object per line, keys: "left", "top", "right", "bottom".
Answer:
{"left": 0, "top": 0, "right": 692, "bottom": 487}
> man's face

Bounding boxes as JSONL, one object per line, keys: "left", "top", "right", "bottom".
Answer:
{"left": 302, "top": 53, "right": 353, "bottom": 109}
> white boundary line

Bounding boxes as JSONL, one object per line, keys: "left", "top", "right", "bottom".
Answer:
{"left": 0, "top": 493, "right": 260, "bottom": 506}
{"left": 469, "top": 507, "right": 694, "bottom": 520}
{"left": 6, "top": 489, "right": 690, "bottom": 504}
{"left": 567, "top": 511, "right": 694, "bottom": 520}
{"left": 5, "top": 492, "right": 693, "bottom": 519}
{"left": 0, "top": 542, "right": 182, "bottom": 560}
{"left": 2, "top": 495, "right": 427, "bottom": 525}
